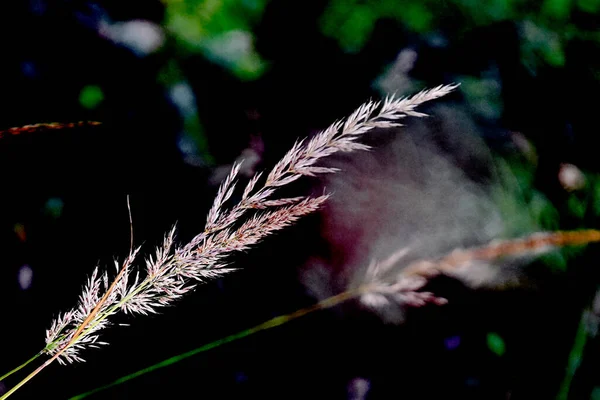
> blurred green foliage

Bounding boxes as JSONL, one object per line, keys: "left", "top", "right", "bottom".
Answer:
{"left": 491, "top": 155, "right": 559, "bottom": 233}
{"left": 164, "top": 0, "right": 268, "bottom": 79}
{"left": 320, "top": 0, "right": 433, "bottom": 52}
{"left": 319, "top": 0, "right": 588, "bottom": 72}
{"left": 159, "top": 0, "right": 600, "bottom": 81}
{"left": 161, "top": 0, "right": 600, "bottom": 183}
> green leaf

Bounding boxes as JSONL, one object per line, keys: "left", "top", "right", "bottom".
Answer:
{"left": 79, "top": 85, "right": 104, "bottom": 109}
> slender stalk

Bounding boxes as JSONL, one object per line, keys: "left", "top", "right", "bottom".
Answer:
{"left": 557, "top": 308, "right": 589, "bottom": 400}
{"left": 0, "top": 353, "right": 61, "bottom": 400}
{"left": 68, "top": 287, "right": 367, "bottom": 399}
{"left": 0, "top": 353, "right": 42, "bottom": 382}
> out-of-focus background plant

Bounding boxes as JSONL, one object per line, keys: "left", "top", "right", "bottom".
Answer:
{"left": 2, "top": 0, "right": 600, "bottom": 399}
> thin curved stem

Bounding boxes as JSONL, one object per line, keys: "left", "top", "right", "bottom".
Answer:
{"left": 0, "top": 352, "right": 60, "bottom": 400}
{"left": 69, "top": 287, "right": 365, "bottom": 399}
{"left": 0, "top": 352, "right": 42, "bottom": 382}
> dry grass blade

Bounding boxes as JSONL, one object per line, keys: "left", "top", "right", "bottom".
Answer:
{"left": 0, "top": 121, "right": 102, "bottom": 139}
{"left": 358, "top": 230, "right": 600, "bottom": 320}
{"left": 401, "top": 230, "right": 600, "bottom": 279}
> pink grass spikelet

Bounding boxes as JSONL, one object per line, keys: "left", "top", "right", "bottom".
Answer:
{"left": 40, "top": 84, "right": 458, "bottom": 364}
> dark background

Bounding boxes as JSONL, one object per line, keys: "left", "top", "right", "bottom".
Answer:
{"left": 2, "top": 1, "right": 600, "bottom": 399}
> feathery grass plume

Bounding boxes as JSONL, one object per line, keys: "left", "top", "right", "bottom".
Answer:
{"left": 357, "top": 230, "right": 600, "bottom": 322}
{"left": 0, "top": 84, "right": 457, "bottom": 399}
{"left": 0, "top": 121, "right": 102, "bottom": 139}
{"left": 68, "top": 229, "right": 600, "bottom": 399}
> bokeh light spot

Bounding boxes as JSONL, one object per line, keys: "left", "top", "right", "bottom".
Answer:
{"left": 44, "top": 197, "right": 64, "bottom": 219}
{"left": 79, "top": 85, "right": 104, "bottom": 109}
{"left": 18, "top": 264, "right": 33, "bottom": 291}
{"left": 444, "top": 335, "right": 461, "bottom": 350}
{"left": 486, "top": 332, "right": 506, "bottom": 356}
{"left": 13, "top": 223, "right": 26, "bottom": 242}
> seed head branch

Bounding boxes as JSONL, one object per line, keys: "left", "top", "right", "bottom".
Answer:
{"left": 41, "top": 84, "right": 458, "bottom": 364}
